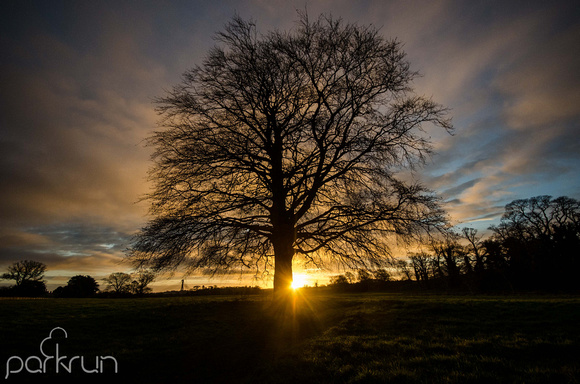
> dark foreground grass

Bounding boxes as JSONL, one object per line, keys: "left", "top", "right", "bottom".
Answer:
{"left": 1, "top": 292, "right": 579, "bottom": 383}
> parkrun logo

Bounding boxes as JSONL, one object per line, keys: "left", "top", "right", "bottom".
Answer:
{"left": 5, "top": 327, "right": 118, "bottom": 379}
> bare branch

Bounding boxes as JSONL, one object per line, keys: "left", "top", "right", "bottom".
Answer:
{"left": 127, "top": 13, "right": 451, "bottom": 291}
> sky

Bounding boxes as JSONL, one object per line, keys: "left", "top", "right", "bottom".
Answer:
{"left": 1, "top": 0, "right": 579, "bottom": 291}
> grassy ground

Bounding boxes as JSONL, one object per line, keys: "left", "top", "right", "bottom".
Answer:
{"left": 1, "top": 292, "right": 579, "bottom": 383}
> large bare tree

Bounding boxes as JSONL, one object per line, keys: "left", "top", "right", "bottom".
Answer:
{"left": 128, "top": 13, "right": 451, "bottom": 294}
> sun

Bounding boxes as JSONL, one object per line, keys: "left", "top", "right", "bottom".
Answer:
{"left": 291, "top": 274, "right": 308, "bottom": 290}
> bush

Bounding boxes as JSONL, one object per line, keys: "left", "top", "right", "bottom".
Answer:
{"left": 7, "top": 280, "right": 47, "bottom": 297}
{"left": 53, "top": 275, "right": 99, "bottom": 298}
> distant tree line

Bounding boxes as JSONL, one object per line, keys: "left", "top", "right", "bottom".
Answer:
{"left": 329, "top": 268, "right": 394, "bottom": 292}
{"left": 151, "top": 285, "right": 263, "bottom": 297}
{"left": 394, "top": 195, "right": 580, "bottom": 292}
{"left": 0, "top": 260, "right": 156, "bottom": 298}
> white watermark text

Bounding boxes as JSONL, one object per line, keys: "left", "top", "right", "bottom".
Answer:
{"left": 5, "top": 327, "right": 117, "bottom": 379}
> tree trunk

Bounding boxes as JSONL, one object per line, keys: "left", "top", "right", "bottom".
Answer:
{"left": 272, "top": 232, "right": 294, "bottom": 295}
{"left": 270, "top": 131, "right": 296, "bottom": 299}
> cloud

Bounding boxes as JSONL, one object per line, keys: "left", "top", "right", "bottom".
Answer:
{"left": 0, "top": 223, "right": 133, "bottom": 290}
{"left": 0, "top": 224, "right": 130, "bottom": 265}
{"left": 411, "top": 0, "right": 580, "bottom": 229}
{"left": 441, "top": 178, "right": 482, "bottom": 199}
{"left": 0, "top": 9, "right": 161, "bottom": 228}
{"left": 495, "top": 23, "right": 580, "bottom": 130}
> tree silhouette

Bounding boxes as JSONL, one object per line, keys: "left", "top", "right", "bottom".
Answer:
{"left": 130, "top": 270, "right": 156, "bottom": 296}
{"left": 462, "top": 227, "right": 484, "bottom": 274}
{"left": 2, "top": 260, "right": 46, "bottom": 286}
{"left": 489, "top": 195, "right": 580, "bottom": 291}
{"left": 128, "top": 13, "right": 451, "bottom": 295}
{"left": 104, "top": 272, "right": 133, "bottom": 294}
{"left": 54, "top": 275, "right": 99, "bottom": 297}
{"left": 409, "top": 252, "right": 432, "bottom": 284}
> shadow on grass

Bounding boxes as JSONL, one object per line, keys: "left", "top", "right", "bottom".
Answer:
{"left": 131, "top": 292, "right": 342, "bottom": 383}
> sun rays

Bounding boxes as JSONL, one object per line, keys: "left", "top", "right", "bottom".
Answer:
{"left": 290, "top": 274, "right": 309, "bottom": 290}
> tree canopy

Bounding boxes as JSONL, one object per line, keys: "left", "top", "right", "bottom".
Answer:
{"left": 54, "top": 275, "right": 100, "bottom": 298}
{"left": 128, "top": 13, "right": 451, "bottom": 293}
{"left": 2, "top": 259, "right": 46, "bottom": 286}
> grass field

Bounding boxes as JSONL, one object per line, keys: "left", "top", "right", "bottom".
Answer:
{"left": 1, "top": 291, "right": 579, "bottom": 383}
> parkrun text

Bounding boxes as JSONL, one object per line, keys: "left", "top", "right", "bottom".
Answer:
{"left": 5, "top": 327, "right": 118, "bottom": 379}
